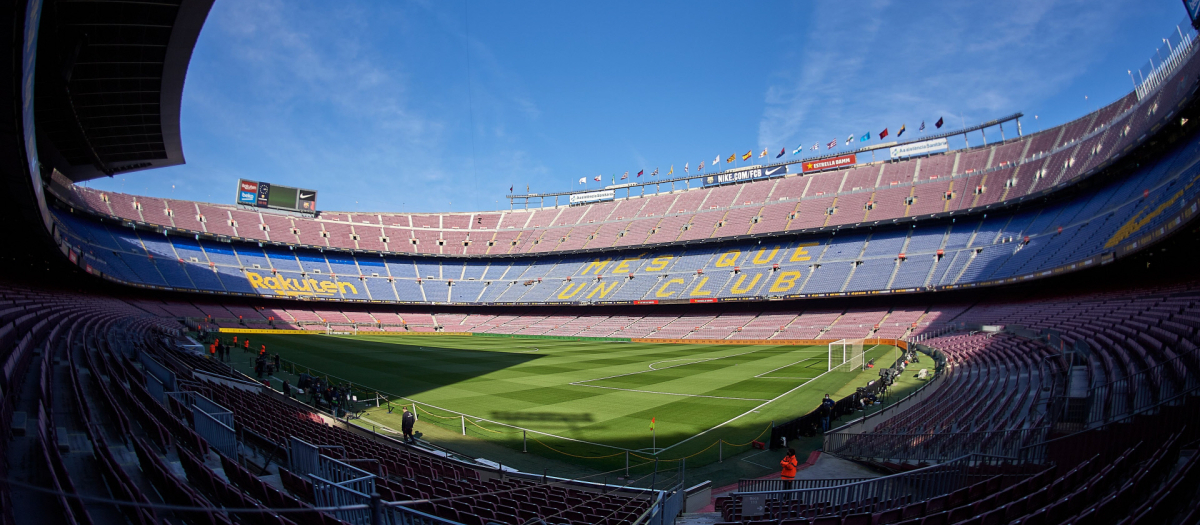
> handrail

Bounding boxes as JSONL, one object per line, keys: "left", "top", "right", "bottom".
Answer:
{"left": 725, "top": 453, "right": 1040, "bottom": 521}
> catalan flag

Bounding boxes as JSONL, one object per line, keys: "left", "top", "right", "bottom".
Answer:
{"left": 727, "top": 153, "right": 736, "bottom": 163}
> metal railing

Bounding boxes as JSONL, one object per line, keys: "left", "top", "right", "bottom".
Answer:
{"left": 727, "top": 454, "right": 1037, "bottom": 520}
{"left": 1135, "top": 17, "right": 1199, "bottom": 99}
{"left": 738, "top": 477, "right": 874, "bottom": 494}
{"left": 168, "top": 391, "right": 239, "bottom": 458}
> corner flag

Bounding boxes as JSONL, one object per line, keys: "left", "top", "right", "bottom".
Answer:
{"left": 650, "top": 417, "right": 656, "bottom": 430}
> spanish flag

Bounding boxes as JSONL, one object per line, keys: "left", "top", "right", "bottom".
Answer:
{"left": 742, "top": 150, "right": 753, "bottom": 161}
{"left": 650, "top": 417, "right": 656, "bottom": 430}
{"left": 727, "top": 153, "right": 736, "bottom": 163}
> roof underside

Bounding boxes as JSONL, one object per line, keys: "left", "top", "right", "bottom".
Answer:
{"left": 34, "top": 0, "right": 212, "bottom": 182}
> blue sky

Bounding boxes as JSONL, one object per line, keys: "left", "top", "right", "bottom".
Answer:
{"left": 86, "top": 0, "right": 1189, "bottom": 213}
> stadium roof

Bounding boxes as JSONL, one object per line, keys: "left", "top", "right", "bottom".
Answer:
{"left": 33, "top": 0, "right": 213, "bottom": 182}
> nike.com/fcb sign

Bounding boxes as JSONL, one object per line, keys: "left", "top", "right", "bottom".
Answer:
{"left": 235, "top": 179, "right": 318, "bottom": 214}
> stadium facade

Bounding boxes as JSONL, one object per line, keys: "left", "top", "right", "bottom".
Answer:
{"left": 4, "top": 1, "right": 1200, "bottom": 524}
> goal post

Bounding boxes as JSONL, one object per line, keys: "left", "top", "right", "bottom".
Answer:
{"left": 829, "top": 338, "right": 866, "bottom": 372}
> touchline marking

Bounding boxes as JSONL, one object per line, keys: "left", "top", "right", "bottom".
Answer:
{"left": 575, "top": 348, "right": 770, "bottom": 385}
{"left": 573, "top": 383, "right": 771, "bottom": 402}
{"left": 657, "top": 344, "right": 895, "bottom": 454}
{"left": 570, "top": 347, "right": 821, "bottom": 402}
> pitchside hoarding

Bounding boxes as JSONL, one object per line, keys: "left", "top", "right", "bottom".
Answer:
{"left": 236, "top": 179, "right": 317, "bottom": 213}
{"left": 801, "top": 153, "right": 857, "bottom": 173}
{"left": 889, "top": 138, "right": 949, "bottom": 160}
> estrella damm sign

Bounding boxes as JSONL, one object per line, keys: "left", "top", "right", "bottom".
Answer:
{"left": 245, "top": 271, "right": 357, "bottom": 297}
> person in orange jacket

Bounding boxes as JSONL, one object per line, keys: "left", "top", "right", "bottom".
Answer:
{"left": 780, "top": 448, "right": 799, "bottom": 480}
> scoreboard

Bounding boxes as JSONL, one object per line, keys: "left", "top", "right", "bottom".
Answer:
{"left": 236, "top": 179, "right": 317, "bottom": 214}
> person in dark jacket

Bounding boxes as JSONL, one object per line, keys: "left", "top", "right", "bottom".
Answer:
{"left": 401, "top": 407, "right": 416, "bottom": 444}
{"left": 820, "top": 394, "right": 836, "bottom": 432}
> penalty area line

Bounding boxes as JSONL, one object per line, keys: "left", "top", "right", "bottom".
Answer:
{"left": 655, "top": 366, "right": 838, "bottom": 455}
{"left": 753, "top": 357, "right": 818, "bottom": 378}
{"left": 572, "top": 383, "right": 771, "bottom": 402}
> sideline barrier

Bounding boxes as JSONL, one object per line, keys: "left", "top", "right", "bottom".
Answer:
{"left": 475, "top": 333, "right": 628, "bottom": 342}
{"left": 216, "top": 327, "right": 472, "bottom": 337}
{"left": 606, "top": 338, "right": 907, "bottom": 348}
{"left": 217, "top": 328, "right": 325, "bottom": 334}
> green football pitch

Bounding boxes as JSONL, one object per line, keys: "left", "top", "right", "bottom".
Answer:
{"left": 231, "top": 333, "right": 898, "bottom": 469}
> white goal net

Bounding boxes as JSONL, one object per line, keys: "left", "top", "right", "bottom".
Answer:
{"left": 829, "top": 338, "right": 866, "bottom": 372}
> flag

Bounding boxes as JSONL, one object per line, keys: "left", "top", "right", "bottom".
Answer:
{"left": 897, "top": 124, "right": 906, "bottom": 137}
{"left": 622, "top": 171, "right": 629, "bottom": 180}
{"left": 935, "top": 117, "right": 944, "bottom": 129}
{"left": 759, "top": 148, "right": 767, "bottom": 158}
{"left": 698, "top": 161, "right": 704, "bottom": 170}
{"left": 741, "top": 150, "right": 752, "bottom": 161}
{"left": 879, "top": 128, "right": 889, "bottom": 140}
{"left": 651, "top": 167, "right": 658, "bottom": 176}
{"left": 683, "top": 163, "right": 688, "bottom": 173}
{"left": 777, "top": 147, "right": 785, "bottom": 158}
{"left": 847, "top": 134, "right": 855, "bottom": 145}
{"left": 811, "top": 143, "right": 818, "bottom": 151}
{"left": 919, "top": 121, "right": 925, "bottom": 132}
{"left": 727, "top": 153, "right": 736, "bottom": 163}
{"left": 668, "top": 165, "right": 674, "bottom": 176}
{"left": 861, "top": 132, "right": 870, "bottom": 142}
{"left": 578, "top": 177, "right": 585, "bottom": 184}
{"left": 649, "top": 417, "right": 656, "bottom": 431}
{"left": 594, "top": 175, "right": 601, "bottom": 182}
{"left": 827, "top": 138, "right": 837, "bottom": 149}
{"left": 714, "top": 155, "right": 720, "bottom": 166}
{"left": 509, "top": 185, "right": 513, "bottom": 193}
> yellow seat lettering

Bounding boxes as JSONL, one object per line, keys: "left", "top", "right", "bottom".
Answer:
{"left": 769, "top": 271, "right": 803, "bottom": 293}
{"left": 656, "top": 278, "right": 685, "bottom": 297}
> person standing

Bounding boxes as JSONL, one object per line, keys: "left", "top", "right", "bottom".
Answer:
{"left": 283, "top": 380, "right": 292, "bottom": 399}
{"left": 401, "top": 407, "right": 416, "bottom": 444}
{"left": 780, "top": 448, "right": 799, "bottom": 481}
{"left": 820, "top": 394, "right": 835, "bottom": 433}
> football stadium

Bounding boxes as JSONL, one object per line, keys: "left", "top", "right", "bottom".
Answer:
{"left": 3, "top": 1, "right": 1200, "bottom": 524}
